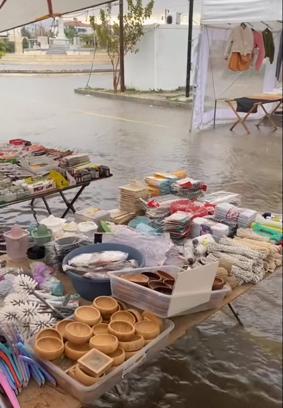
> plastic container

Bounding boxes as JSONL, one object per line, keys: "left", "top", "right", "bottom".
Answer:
{"left": 75, "top": 208, "right": 111, "bottom": 226}
{"left": 182, "top": 285, "right": 232, "bottom": 315}
{"left": 4, "top": 225, "right": 29, "bottom": 260}
{"left": 109, "top": 263, "right": 218, "bottom": 318}
{"left": 63, "top": 244, "right": 145, "bottom": 301}
{"left": 31, "top": 225, "right": 52, "bottom": 245}
{"left": 40, "top": 319, "right": 174, "bottom": 406}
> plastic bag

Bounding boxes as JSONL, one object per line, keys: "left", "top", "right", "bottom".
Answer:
{"left": 103, "top": 225, "right": 173, "bottom": 266}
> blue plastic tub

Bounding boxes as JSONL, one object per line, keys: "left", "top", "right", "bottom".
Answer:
{"left": 63, "top": 243, "right": 145, "bottom": 301}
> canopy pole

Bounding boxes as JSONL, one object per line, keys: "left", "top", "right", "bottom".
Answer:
{"left": 186, "top": 0, "right": 194, "bottom": 97}
{"left": 119, "top": 0, "right": 125, "bottom": 92}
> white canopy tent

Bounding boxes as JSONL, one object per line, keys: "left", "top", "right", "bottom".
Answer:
{"left": 0, "top": 0, "right": 115, "bottom": 33}
{"left": 192, "top": 0, "right": 282, "bottom": 130}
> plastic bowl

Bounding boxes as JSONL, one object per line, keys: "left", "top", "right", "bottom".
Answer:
{"left": 63, "top": 243, "right": 145, "bottom": 301}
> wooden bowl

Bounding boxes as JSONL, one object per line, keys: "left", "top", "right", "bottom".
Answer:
{"left": 34, "top": 337, "right": 64, "bottom": 361}
{"left": 93, "top": 297, "right": 119, "bottom": 318}
{"left": 142, "top": 312, "right": 164, "bottom": 331}
{"left": 123, "top": 274, "right": 149, "bottom": 286}
{"left": 135, "top": 320, "right": 160, "bottom": 340}
{"left": 108, "top": 320, "right": 135, "bottom": 341}
{"left": 74, "top": 365, "right": 99, "bottom": 386}
{"left": 119, "top": 335, "right": 145, "bottom": 352}
{"left": 36, "top": 328, "right": 62, "bottom": 342}
{"left": 56, "top": 320, "right": 74, "bottom": 339}
{"left": 141, "top": 272, "right": 161, "bottom": 281}
{"left": 148, "top": 280, "right": 167, "bottom": 290}
{"left": 93, "top": 323, "right": 109, "bottom": 335}
{"left": 125, "top": 350, "right": 137, "bottom": 360}
{"left": 213, "top": 277, "right": 225, "bottom": 291}
{"left": 75, "top": 306, "right": 101, "bottom": 326}
{"left": 157, "top": 270, "right": 175, "bottom": 282}
{"left": 65, "top": 342, "right": 90, "bottom": 361}
{"left": 65, "top": 322, "right": 92, "bottom": 345}
{"left": 108, "top": 347, "right": 126, "bottom": 366}
{"left": 89, "top": 334, "right": 119, "bottom": 355}
{"left": 66, "top": 365, "right": 77, "bottom": 380}
{"left": 127, "top": 309, "right": 142, "bottom": 323}
{"left": 164, "top": 278, "right": 175, "bottom": 289}
{"left": 111, "top": 311, "right": 136, "bottom": 325}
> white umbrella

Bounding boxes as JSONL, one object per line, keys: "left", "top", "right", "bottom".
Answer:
{"left": 0, "top": 0, "right": 115, "bottom": 32}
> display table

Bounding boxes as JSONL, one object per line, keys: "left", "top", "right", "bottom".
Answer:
{"left": 0, "top": 255, "right": 269, "bottom": 408}
{"left": 0, "top": 176, "right": 112, "bottom": 220}
{"left": 225, "top": 94, "right": 282, "bottom": 134}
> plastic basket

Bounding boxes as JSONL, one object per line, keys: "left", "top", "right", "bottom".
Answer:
{"left": 41, "top": 319, "right": 174, "bottom": 406}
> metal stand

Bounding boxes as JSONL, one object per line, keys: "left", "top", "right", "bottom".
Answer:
{"left": 228, "top": 303, "right": 244, "bottom": 327}
{"left": 30, "top": 184, "right": 89, "bottom": 220}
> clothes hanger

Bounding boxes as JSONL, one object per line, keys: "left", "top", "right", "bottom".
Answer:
{"left": 261, "top": 21, "right": 272, "bottom": 30}
{"left": 247, "top": 22, "right": 255, "bottom": 31}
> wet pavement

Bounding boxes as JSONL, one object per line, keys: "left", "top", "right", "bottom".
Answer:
{"left": 0, "top": 73, "right": 282, "bottom": 408}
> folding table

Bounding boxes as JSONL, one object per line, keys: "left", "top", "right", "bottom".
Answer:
{"left": 225, "top": 94, "right": 283, "bottom": 134}
{"left": 0, "top": 176, "right": 112, "bottom": 221}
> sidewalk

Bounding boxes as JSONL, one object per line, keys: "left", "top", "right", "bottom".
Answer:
{"left": 74, "top": 87, "right": 192, "bottom": 109}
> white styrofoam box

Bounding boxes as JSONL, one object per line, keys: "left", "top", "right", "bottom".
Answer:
{"left": 109, "top": 262, "right": 218, "bottom": 318}
{"left": 40, "top": 320, "right": 174, "bottom": 406}
{"left": 175, "top": 285, "right": 232, "bottom": 316}
{"left": 75, "top": 208, "right": 111, "bottom": 225}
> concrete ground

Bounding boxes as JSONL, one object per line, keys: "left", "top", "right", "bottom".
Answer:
{"left": 0, "top": 72, "right": 281, "bottom": 225}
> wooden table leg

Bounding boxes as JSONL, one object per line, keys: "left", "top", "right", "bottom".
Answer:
{"left": 256, "top": 101, "right": 281, "bottom": 130}
{"left": 227, "top": 101, "right": 251, "bottom": 134}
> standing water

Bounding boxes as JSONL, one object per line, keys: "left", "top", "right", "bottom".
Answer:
{"left": 0, "top": 74, "right": 282, "bottom": 407}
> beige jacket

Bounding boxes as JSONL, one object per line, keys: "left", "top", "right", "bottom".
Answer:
{"left": 225, "top": 25, "right": 254, "bottom": 58}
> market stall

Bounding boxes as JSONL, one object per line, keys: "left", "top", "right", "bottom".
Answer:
{"left": 0, "top": 139, "right": 112, "bottom": 222}
{"left": 0, "top": 165, "right": 282, "bottom": 407}
{"left": 191, "top": 0, "right": 283, "bottom": 130}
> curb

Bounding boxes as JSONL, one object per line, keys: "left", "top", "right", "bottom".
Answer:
{"left": 0, "top": 68, "right": 113, "bottom": 74}
{"left": 74, "top": 88, "right": 191, "bottom": 109}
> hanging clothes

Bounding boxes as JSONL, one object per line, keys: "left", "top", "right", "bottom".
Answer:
{"left": 276, "top": 31, "right": 282, "bottom": 80}
{"left": 253, "top": 31, "right": 265, "bottom": 71}
{"left": 262, "top": 28, "right": 275, "bottom": 63}
{"left": 225, "top": 25, "right": 254, "bottom": 59}
{"left": 228, "top": 53, "right": 252, "bottom": 72}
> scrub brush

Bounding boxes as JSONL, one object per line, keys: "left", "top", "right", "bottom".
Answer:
{"left": 13, "top": 274, "right": 65, "bottom": 319}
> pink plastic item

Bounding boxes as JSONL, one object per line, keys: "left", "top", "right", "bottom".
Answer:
{"left": 4, "top": 225, "right": 29, "bottom": 261}
{"left": 0, "top": 371, "right": 21, "bottom": 408}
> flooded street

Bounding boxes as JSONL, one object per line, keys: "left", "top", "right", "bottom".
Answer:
{"left": 0, "top": 73, "right": 282, "bottom": 408}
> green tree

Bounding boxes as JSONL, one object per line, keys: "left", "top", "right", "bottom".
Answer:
{"left": 64, "top": 26, "right": 77, "bottom": 44}
{"left": 90, "top": 0, "right": 154, "bottom": 92}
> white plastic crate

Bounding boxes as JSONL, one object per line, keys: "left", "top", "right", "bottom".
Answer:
{"left": 175, "top": 284, "right": 232, "bottom": 315}
{"left": 41, "top": 319, "right": 174, "bottom": 406}
{"left": 109, "top": 262, "right": 218, "bottom": 318}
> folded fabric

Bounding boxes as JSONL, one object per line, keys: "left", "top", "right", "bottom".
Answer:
{"left": 235, "top": 97, "right": 259, "bottom": 113}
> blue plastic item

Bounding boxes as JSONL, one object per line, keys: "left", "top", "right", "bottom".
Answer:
{"left": 63, "top": 243, "right": 145, "bottom": 301}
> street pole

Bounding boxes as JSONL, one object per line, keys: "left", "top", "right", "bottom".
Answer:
{"left": 119, "top": 0, "right": 125, "bottom": 92}
{"left": 185, "top": 0, "right": 194, "bottom": 97}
